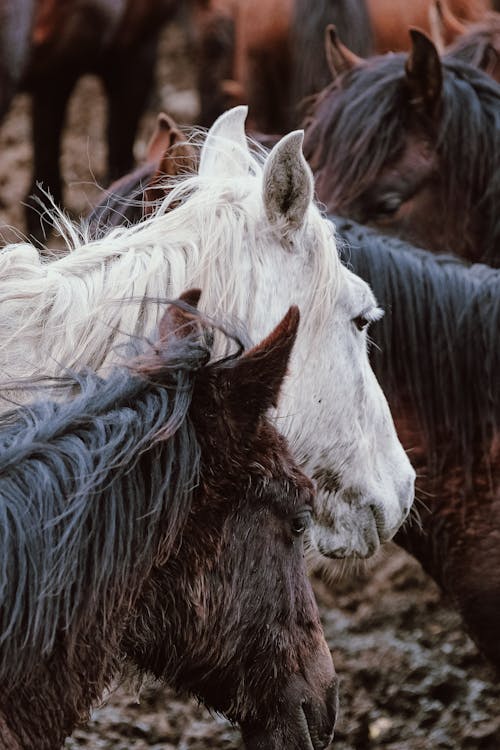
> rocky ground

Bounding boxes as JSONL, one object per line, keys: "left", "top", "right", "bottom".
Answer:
{"left": 0, "top": 17, "right": 498, "bottom": 750}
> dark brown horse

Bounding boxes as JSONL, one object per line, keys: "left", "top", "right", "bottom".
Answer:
{"left": 187, "top": 0, "right": 237, "bottom": 127}
{"left": 364, "top": 0, "right": 490, "bottom": 52}
{"left": 0, "top": 294, "right": 337, "bottom": 750}
{"left": 0, "top": 0, "right": 180, "bottom": 237}
{"left": 0, "top": 0, "right": 35, "bottom": 121}
{"left": 336, "top": 217, "right": 500, "bottom": 670}
{"left": 303, "top": 29, "right": 500, "bottom": 266}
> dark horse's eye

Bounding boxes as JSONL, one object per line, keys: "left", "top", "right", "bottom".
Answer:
{"left": 374, "top": 193, "right": 402, "bottom": 216}
{"left": 291, "top": 510, "right": 312, "bottom": 536}
{"left": 353, "top": 315, "right": 370, "bottom": 332}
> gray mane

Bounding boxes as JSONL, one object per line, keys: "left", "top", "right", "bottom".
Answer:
{"left": 0, "top": 333, "right": 210, "bottom": 686}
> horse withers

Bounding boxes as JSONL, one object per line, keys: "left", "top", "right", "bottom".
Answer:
{"left": 0, "top": 107, "right": 415, "bottom": 563}
{"left": 0, "top": 293, "right": 337, "bottom": 750}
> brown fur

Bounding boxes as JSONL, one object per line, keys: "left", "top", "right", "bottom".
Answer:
{"left": 393, "top": 404, "right": 500, "bottom": 667}
{"left": 0, "top": 299, "right": 337, "bottom": 749}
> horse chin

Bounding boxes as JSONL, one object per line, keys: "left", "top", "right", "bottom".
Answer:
{"left": 309, "top": 518, "right": 382, "bottom": 562}
{"left": 241, "top": 704, "right": 334, "bottom": 750}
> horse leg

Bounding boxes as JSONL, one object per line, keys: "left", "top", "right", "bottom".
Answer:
{"left": 102, "top": 37, "right": 160, "bottom": 183}
{"left": 25, "top": 73, "right": 75, "bottom": 240}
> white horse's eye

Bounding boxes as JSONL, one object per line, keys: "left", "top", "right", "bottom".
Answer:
{"left": 353, "top": 315, "right": 370, "bottom": 332}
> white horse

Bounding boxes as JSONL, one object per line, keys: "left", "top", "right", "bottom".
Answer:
{"left": 0, "top": 106, "right": 414, "bottom": 560}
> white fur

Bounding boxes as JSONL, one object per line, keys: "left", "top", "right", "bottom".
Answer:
{"left": 0, "top": 108, "right": 414, "bottom": 559}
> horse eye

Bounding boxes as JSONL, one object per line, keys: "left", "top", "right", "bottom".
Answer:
{"left": 291, "top": 510, "right": 312, "bottom": 536}
{"left": 374, "top": 194, "right": 402, "bottom": 216}
{"left": 353, "top": 315, "right": 370, "bottom": 332}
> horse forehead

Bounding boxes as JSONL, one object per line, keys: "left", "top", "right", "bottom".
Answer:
{"left": 340, "top": 265, "right": 378, "bottom": 310}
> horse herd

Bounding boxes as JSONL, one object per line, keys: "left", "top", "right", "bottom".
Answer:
{"left": 0, "top": 1, "right": 499, "bottom": 749}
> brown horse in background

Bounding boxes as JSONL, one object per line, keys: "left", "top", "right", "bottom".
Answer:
{"left": 303, "top": 29, "right": 500, "bottom": 266}
{"left": 429, "top": 0, "right": 500, "bottom": 83}
{"left": 190, "top": 0, "right": 493, "bottom": 133}
{"left": 336, "top": 218, "right": 500, "bottom": 671}
{"left": 0, "top": 0, "right": 180, "bottom": 237}
{"left": 186, "top": 0, "right": 236, "bottom": 127}
{"left": 365, "top": 0, "right": 490, "bottom": 52}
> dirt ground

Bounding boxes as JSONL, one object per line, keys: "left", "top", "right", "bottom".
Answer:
{"left": 0, "top": 18, "right": 499, "bottom": 750}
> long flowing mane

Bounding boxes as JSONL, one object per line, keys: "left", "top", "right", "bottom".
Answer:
{"left": 336, "top": 217, "right": 500, "bottom": 478}
{"left": 305, "top": 57, "right": 500, "bottom": 265}
{"left": 0, "top": 133, "right": 339, "bottom": 391}
{"left": 0, "top": 326, "right": 213, "bottom": 686}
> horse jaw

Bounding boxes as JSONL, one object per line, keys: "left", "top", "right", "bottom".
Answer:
{"left": 199, "top": 105, "right": 250, "bottom": 177}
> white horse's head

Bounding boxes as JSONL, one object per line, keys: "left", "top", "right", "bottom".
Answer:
{"left": 0, "top": 106, "right": 414, "bottom": 560}
{"left": 195, "top": 106, "right": 415, "bottom": 559}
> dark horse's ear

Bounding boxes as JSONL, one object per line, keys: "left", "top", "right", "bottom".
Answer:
{"left": 143, "top": 113, "right": 197, "bottom": 217}
{"left": 405, "top": 29, "right": 443, "bottom": 116}
{"left": 224, "top": 306, "right": 300, "bottom": 422}
{"left": 158, "top": 289, "right": 202, "bottom": 342}
{"left": 325, "top": 24, "right": 363, "bottom": 80}
{"left": 476, "top": 43, "right": 500, "bottom": 79}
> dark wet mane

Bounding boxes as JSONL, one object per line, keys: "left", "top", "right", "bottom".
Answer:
{"left": 305, "top": 57, "right": 500, "bottom": 265}
{"left": 0, "top": 311, "right": 246, "bottom": 687}
{"left": 335, "top": 217, "right": 500, "bottom": 477}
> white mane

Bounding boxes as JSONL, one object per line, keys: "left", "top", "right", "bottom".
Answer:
{"left": 0, "top": 134, "right": 339, "bottom": 386}
{"left": 0, "top": 107, "right": 414, "bottom": 561}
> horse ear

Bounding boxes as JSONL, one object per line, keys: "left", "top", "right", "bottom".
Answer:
{"left": 146, "top": 112, "right": 182, "bottom": 163}
{"left": 262, "top": 130, "right": 313, "bottom": 233}
{"left": 199, "top": 105, "right": 250, "bottom": 176}
{"left": 223, "top": 306, "right": 300, "bottom": 421}
{"left": 428, "top": 0, "right": 466, "bottom": 52}
{"left": 158, "top": 289, "right": 202, "bottom": 342}
{"left": 325, "top": 24, "right": 362, "bottom": 79}
{"left": 405, "top": 29, "right": 443, "bottom": 116}
{"left": 476, "top": 43, "right": 500, "bottom": 78}
{"left": 143, "top": 114, "right": 197, "bottom": 216}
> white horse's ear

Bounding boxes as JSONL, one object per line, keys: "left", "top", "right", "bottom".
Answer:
{"left": 199, "top": 105, "right": 249, "bottom": 176}
{"left": 262, "top": 130, "right": 313, "bottom": 232}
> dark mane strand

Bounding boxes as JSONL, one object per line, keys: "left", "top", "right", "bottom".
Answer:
{"left": 335, "top": 217, "right": 500, "bottom": 480}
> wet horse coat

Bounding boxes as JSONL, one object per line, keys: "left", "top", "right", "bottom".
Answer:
{"left": 0, "top": 298, "right": 337, "bottom": 750}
